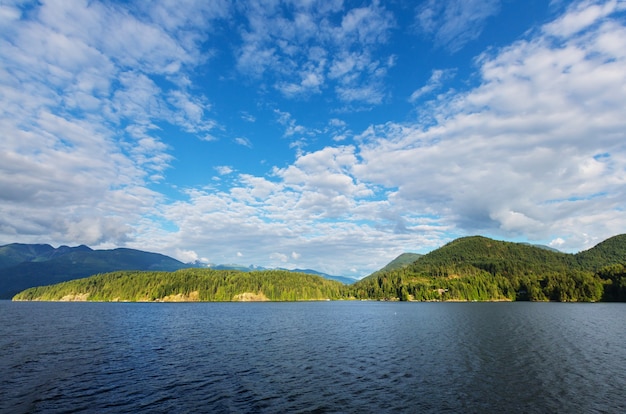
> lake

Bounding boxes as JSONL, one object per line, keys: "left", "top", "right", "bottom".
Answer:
{"left": 1, "top": 301, "right": 625, "bottom": 413}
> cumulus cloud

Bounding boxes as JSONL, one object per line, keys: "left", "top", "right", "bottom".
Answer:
{"left": 356, "top": 0, "right": 626, "bottom": 249}
{"left": 0, "top": 0, "right": 227, "bottom": 247}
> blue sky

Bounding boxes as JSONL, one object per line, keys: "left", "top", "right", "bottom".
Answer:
{"left": 1, "top": 0, "right": 625, "bottom": 277}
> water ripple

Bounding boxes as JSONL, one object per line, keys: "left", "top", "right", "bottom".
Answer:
{"left": 1, "top": 301, "right": 625, "bottom": 413}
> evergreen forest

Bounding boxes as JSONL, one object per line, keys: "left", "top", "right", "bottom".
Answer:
{"left": 13, "top": 268, "right": 345, "bottom": 302}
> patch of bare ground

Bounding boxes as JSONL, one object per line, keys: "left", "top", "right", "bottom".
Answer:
{"left": 160, "top": 291, "right": 200, "bottom": 302}
{"left": 60, "top": 293, "right": 90, "bottom": 301}
{"left": 233, "top": 292, "right": 269, "bottom": 301}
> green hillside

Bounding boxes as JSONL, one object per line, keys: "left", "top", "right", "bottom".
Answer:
{"left": 350, "top": 235, "right": 626, "bottom": 302}
{"left": 575, "top": 234, "right": 626, "bottom": 270}
{"left": 372, "top": 252, "right": 423, "bottom": 275}
{"left": 13, "top": 268, "right": 345, "bottom": 302}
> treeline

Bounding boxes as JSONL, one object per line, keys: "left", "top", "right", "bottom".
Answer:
{"left": 13, "top": 268, "right": 345, "bottom": 302}
{"left": 349, "top": 267, "right": 617, "bottom": 302}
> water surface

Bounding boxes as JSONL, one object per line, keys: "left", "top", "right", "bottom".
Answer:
{"left": 1, "top": 301, "right": 624, "bottom": 413}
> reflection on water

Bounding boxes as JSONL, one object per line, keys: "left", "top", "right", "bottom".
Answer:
{"left": 1, "top": 301, "right": 625, "bottom": 413}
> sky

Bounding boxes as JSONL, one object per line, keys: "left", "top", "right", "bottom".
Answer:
{"left": 1, "top": 0, "right": 625, "bottom": 278}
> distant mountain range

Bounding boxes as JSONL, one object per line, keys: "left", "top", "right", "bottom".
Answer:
{"left": 188, "top": 262, "right": 355, "bottom": 284}
{"left": 0, "top": 243, "right": 354, "bottom": 299}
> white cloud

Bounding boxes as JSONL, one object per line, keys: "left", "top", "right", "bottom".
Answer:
{"left": 409, "top": 69, "right": 455, "bottom": 102}
{"left": 240, "top": 111, "right": 256, "bottom": 122}
{"left": 274, "top": 109, "right": 308, "bottom": 137}
{"left": 356, "top": 1, "right": 626, "bottom": 247}
{"left": 336, "top": 83, "right": 385, "bottom": 105}
{"left": 416, "top": 0, "right": 501, "bottom": 52}
{"left": 543, "top": 0, "right": 620, "bottom": 37}
{"left": 167, "top": 90, "right": 215, "bottom": 134}
{"left": 0, "top": 5, "right": 21, "bottom": 23}
{"left": 0, "top": 0, "right": 226, "bottom": 247}
{"left": 235, "top": 0, "right": 395, "bottom": 104}
{"left": 270, "top": 252, "right": 288, "bottom": 263}
{"left": 234, "top": 137, "right": 253, "bottom": 148}
{"left": 215, "top": 166, "right": 234, "bottom": 175}
{"left": 175, "top": 248, "right": 199, "bottom": 263}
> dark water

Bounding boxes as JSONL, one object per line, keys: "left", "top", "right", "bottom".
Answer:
{"left": 1, "top": 301, "right": 625, "bottom": 413}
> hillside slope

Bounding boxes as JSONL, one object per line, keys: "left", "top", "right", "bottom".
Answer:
{"left": 13, "top": 268, "right": 345, "bottom": 302}
{"left": 575, "top": 234, "right": 626, "bottom": 270}
{"left": 372, "top": 253, "right": 423, "bottom": 275}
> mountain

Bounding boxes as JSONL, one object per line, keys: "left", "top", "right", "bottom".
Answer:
{"left": 285, "top": 269, "right": 357, "bottom": 285}
{"left": 351, "top": 234, "right": 626, "bottom": 302}
{"left": 0, "top": 243, "right": 91, "bottom": 268}
{"left": 0, "top": 244, "right": 187, "bottom": 299}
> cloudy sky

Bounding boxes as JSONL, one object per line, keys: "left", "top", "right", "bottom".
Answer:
{"left": 1, "top": 0, "right": 625, "bottom": 277}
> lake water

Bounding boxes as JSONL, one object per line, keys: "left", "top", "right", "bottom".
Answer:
{"left": 1, "top": 301, "right": 625, "bottom": 413}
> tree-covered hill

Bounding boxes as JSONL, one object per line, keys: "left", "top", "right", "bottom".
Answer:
{"left": 350, "top": 235, "right": 626, "bottom": 302}
{"left": 13, "top": 268, "right": 346, "bottom": 302}
{"left": 575, "top": 234, "right": 626, "bottom": 270}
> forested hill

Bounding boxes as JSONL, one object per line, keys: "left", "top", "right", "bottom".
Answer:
{"left": 12, "top": 269, "right": 345, "bottom": 302}
{"left": 575, "top": 234, "right": 626, "bottom": 270}
{"left": 351, "top": 234, "right": 626, "bottom": 302}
